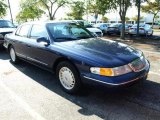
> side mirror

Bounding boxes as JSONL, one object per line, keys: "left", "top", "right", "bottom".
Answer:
{"left": 36, "top": 37, "right": 50, "bottom": 46}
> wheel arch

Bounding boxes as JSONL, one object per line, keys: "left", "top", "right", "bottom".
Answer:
{"left": 53, "top": 57, "right": 80, "bottom": 75}
{"left": 7, "top": 43, "right": 13, "bottom": 52}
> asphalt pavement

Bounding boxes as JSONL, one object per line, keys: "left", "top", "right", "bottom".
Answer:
{"left": 0, "top": 40, "right": 160, "bottom": 120}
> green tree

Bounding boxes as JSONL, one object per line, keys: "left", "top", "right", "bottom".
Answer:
{"left": 0, "top": 0, "right": 7, "bottom": 18}
{"left": 141, "top": 1, "right": 160, "bottom": 27}
{"left": 38, "top": 0, "right": 70, "bottom": 20}
{"left": 131, "top": 15, "right": 144, "bottom": 23}
{"left": 125, "top": 17, "right": 130, "bottom": 22}
{"left": 67, "top": 1, "right": 85, "bottom": 20}
{"left": 16, "top": 0, "right": 44, "bottom": 22}
{"left": 106, "top": 0, "right": 131, "bottom": 39}
{"left": 87, "top": 0, "right": 112, "bottom": 22}
{"left": 91, "top": 0, "right": 132, "bottom": 39}
{"left": 102, "top": 16, "right": 109, "bottom": 22}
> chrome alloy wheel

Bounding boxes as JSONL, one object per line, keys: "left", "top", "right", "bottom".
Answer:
{"left": 10, "top": 47, "right": 16, "bottom": 62}
{"left": 59, "top": 67, "right": 76, "bottom": 90}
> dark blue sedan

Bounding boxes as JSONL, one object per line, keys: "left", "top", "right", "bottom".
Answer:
{"left": 4, "top": 21, "right": 150, "bottom": 94}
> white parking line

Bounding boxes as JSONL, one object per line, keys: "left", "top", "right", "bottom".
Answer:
{"left": 0, "top": 80, "right": 46, "bottom": 120}
{"left": 149, "top": 71, "right": 160, "bottom": 76}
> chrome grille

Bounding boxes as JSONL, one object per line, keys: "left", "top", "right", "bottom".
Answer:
{"left": 129, "top": 56, "right": 146, "bottom": 72}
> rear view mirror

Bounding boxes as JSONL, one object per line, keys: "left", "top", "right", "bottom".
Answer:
{"left": 37, "top": 37, "right": 50, "bottom": 46}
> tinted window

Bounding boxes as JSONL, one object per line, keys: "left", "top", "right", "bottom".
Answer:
{"left": 30, "top": 25, "right": 48, "bottom": 38}
{"left": 0, "top": 20, "right": 15, "bottom": 28}
{"left": 17, "top": 25, "right": 31, "bottom": 37}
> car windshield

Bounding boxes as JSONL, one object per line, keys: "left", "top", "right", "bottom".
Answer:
{"left": 47, "top": 23, "right": 94, "bottom": 42}
{"left": 0, "top": 21, "right": 15, "bottom": 28}
{"left": 110, "top": 24, "right": 120, "bottom": 27}
{"left": 132, "top": 24, "right": 145, "bottom": 27}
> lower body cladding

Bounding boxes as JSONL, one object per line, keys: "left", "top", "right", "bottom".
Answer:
{"left": 81, "top": 61, "right": 150, "bottom": 87}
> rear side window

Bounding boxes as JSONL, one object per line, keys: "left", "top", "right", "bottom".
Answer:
{"left": 16, "top": 24, "right": 31, "bottom": 37}
{"left": 30, "top": 25, "right": 48, "bottom": 39}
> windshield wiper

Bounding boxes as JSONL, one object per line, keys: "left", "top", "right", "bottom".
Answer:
{"left": 55, "top": 37, "right": 78, "bottom": 40}
{"left": 77, "top": 36, "right": 93, "bottom": 39}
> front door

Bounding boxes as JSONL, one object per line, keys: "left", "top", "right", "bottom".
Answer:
{"left": 26, "top": 24, "right": 55, "bottom": 68}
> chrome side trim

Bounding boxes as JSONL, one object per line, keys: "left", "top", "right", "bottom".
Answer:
{"left": 16, "top": 52, "right": 48, "bottom": 66}
{"left": 83, "top": 74, "right": 147, "bottom": 86}
{"left": 27, "top": 57, "right": 48, "bottom": 66}
{"left": 16, "top": 52, "right": 26, "bottom": 58}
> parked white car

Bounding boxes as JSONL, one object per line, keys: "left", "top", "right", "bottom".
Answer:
{"left": 146, "top": 22, "right": 160, "bottom": 29}
{"left": 128, "top": 24, "right": 153, "bottom": 36}
{"left": 67, "top": 20, "right": 103, "bottom": 37}
{"left": 93, "top": 23, "right": 110, "bottom": 34}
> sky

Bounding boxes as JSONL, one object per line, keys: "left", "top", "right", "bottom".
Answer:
{"left": 4, "top": 0, "right": 158, "bottom": 22}
{"left": 4, "top": 0, "right": 68, "bottom": 22}
{"left": 5, "top": 0, "right": 20, "bottom": 20}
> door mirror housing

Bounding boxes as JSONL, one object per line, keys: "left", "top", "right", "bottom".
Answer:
{"left": 36, "top": 37, "right": 50, "bottom": 46}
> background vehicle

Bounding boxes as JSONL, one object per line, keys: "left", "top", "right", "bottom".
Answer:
{"left": 4, "top": 21, "right": 149, "bottom": 94}
{"left": 68, "top": 20, "right": 103, "bottom": 37}
{"left": 93, "top": 23, "right": 110, "bottom": 34}
{"left": 129, "top": 24, "right": 153, "bottom": 36}
{"left": 0, "top": 20, "right": 16, "bottom": 46}
{"left": 107, "top": 23, "right": 131, "bottom": 35}
{"left": 145, "top": 22, "right": 160, "bottom": 29}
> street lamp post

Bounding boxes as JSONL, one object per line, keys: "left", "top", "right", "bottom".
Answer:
{"left": 7, "top": 0, "right": 13, "bottom": 23}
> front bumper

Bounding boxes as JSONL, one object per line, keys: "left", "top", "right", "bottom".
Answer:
{"left": 129, "top": 30, "right": 145, "bottom": 35}
{"left": 82, "top": 60, "right": 150, "bottom": 86}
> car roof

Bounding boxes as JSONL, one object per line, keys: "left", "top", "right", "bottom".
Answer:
{"left": 20, "top": 20, "right": 78, "bottom": 26}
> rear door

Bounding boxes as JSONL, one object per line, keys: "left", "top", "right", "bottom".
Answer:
{"left": 12, "top": 24, "right": 31, "bottom": 58}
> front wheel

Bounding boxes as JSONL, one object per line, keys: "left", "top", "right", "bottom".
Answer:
{"left": 56, "top": 61, "right": 82, "bottom": 94}
{"left": 9, "top": 46, "right": 19, "bottom": 63}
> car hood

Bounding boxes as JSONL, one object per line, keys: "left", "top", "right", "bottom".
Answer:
{"left": 54, "top": 38, "right": 142, "bottom": 67}
{"left": 86, "top": 28, "right": 102, "bottom": 33}
{"left": 0, "top": 28, "right": 16, "bottom": 33}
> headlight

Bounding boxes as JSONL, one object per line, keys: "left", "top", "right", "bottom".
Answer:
{"left": 90, "top": 65, "right": 132, "bottom": 77}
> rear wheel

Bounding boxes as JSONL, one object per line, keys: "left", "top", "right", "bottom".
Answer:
{"left": 56, "top": 61, "right": 82, "bottom": 94}
{"left": 9, "top": 46, "right": 19, "bottom": 63}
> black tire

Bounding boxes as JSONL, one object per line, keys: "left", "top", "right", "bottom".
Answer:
{"left": 9, "top": 46, "right": 19, "bottom": 64}
{"left": 107, "top": 32, "right": 111, "bottom": 35}
{"left": 56, "top": 61, "right": 82, "bottom": 94}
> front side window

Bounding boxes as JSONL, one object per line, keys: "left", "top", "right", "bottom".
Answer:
{"left": 47, "top": 23, "right": 94, "bottom": 42}
{"left": 16, "top": 24, "right": 31, "bottom": 37}
{"left": 30, "top": 25, "right": 48, "bottom": 39}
